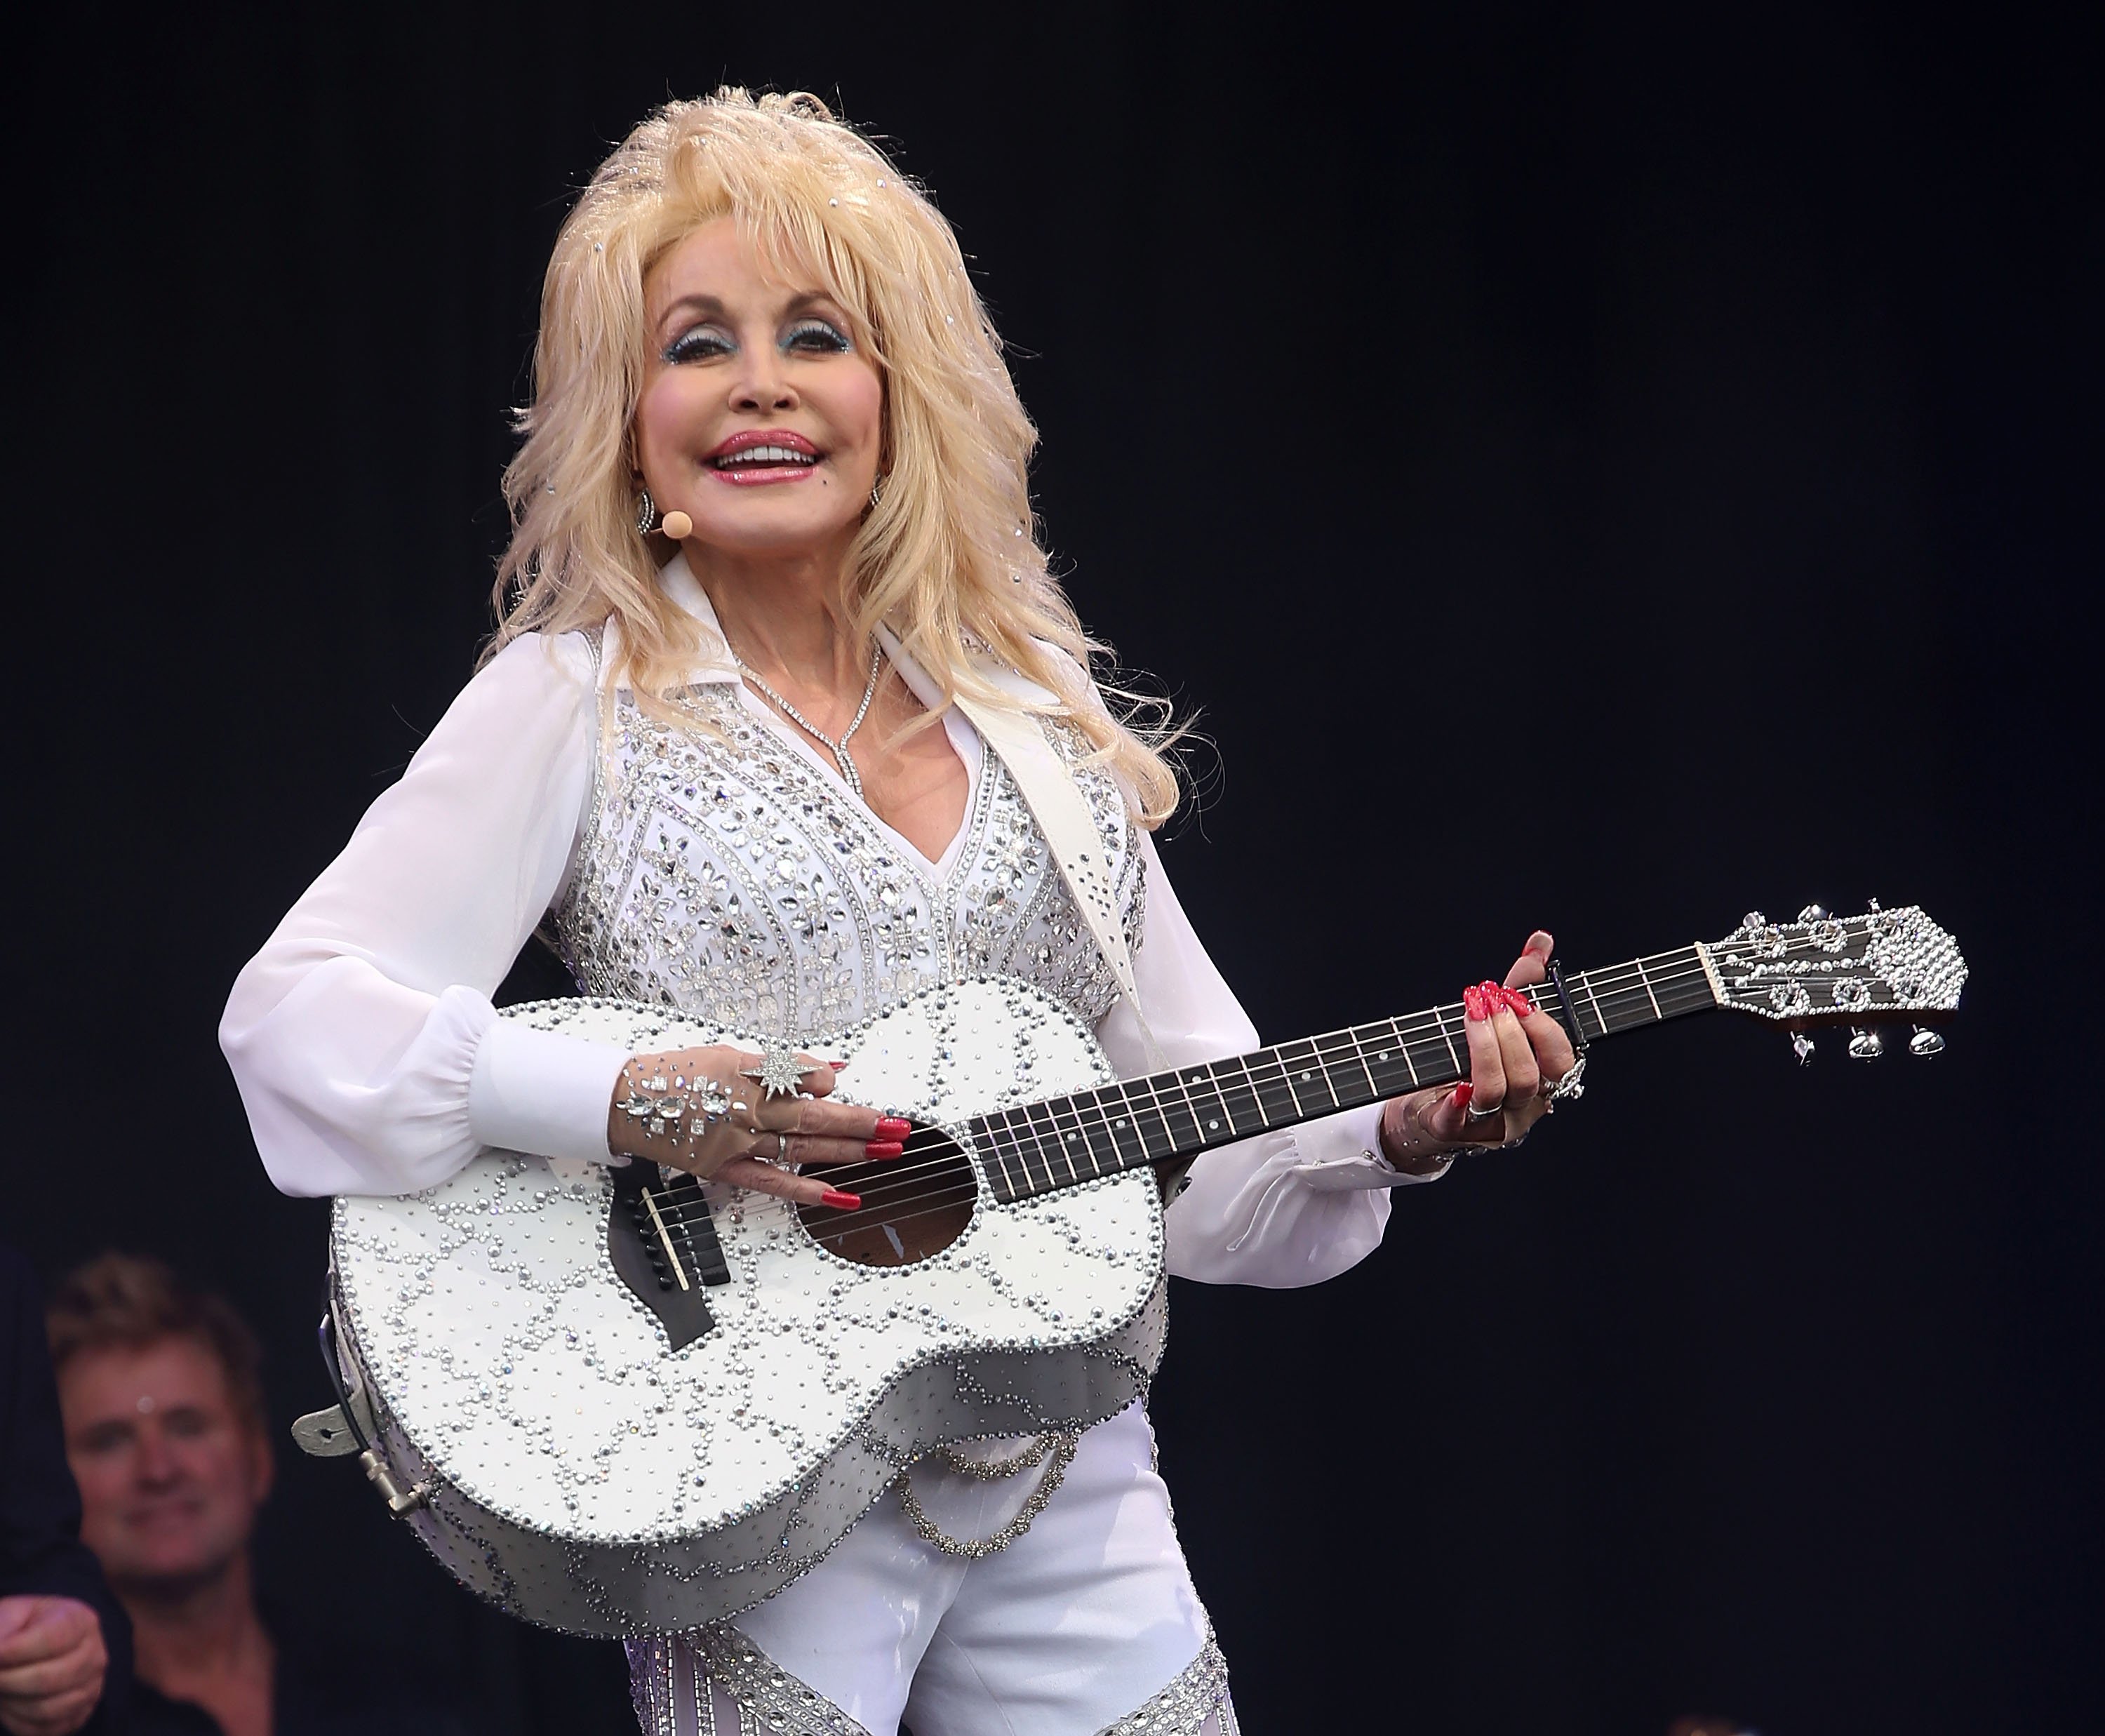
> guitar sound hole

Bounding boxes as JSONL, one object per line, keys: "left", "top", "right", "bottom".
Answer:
{"left": 794, "top": 1126, "right": 978, "bottom": 1267}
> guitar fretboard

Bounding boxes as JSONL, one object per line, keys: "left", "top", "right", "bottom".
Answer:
{"left": 965, "top": 947, "right": 1718, "bottom": 1204}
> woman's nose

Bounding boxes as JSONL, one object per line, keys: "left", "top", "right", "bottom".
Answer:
{"left": 730, "top": 345, "right": 798, "bottom": 414}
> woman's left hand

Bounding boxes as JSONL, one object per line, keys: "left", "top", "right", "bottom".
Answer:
{"left": 1378, "top": 929, "right": 1580, "bottom": 1173}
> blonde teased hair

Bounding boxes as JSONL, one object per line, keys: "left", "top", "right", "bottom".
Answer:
{"left": 489, "top": 88, "right": 1180, "bottom": 825}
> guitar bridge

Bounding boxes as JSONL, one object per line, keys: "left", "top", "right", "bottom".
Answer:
{"left": 608, "top": 1165, "right": 730, "bottom": 1351}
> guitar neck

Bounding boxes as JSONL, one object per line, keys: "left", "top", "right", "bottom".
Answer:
{"left": 968, "top": 946, "right": 1721, "bottom": 1205}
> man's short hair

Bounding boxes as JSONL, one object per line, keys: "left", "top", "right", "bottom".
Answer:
{"left": 46, "top": 1254, "right": 267, "bottom": 1434}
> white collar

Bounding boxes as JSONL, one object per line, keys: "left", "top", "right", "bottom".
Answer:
{"left": 654, "top": 552, "right": 741, "bottom": 685}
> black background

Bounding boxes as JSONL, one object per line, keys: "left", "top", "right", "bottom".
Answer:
{"left": 14, "top": 3, "right": 2100, "bottom": 1731}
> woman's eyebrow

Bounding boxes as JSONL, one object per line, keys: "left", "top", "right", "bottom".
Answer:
{"left": 656, "top": 292, "right": 726, "bottom": 334}
{"left": 655, "top": 289, "right": 840, "bottom": 335}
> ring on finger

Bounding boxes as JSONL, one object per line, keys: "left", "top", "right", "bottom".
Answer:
{"left": 1465, "top": 1097, "right": 1504, "bottom": 1121}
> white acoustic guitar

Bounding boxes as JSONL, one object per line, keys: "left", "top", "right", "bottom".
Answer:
{"left": 295, "top": 902, "right": 1965, "bottom": 1635}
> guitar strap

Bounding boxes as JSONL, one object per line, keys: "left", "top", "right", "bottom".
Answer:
{"left": 948, "top": 682, "right": 1167, "bottom": 1071}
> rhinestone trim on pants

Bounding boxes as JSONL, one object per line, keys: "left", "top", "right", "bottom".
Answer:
{"left": 629, "top": 1624, "right": 1236, "bottom": 1736}
{"left": 1093, "top": 1636, "right": 1238, "bottom": 1736}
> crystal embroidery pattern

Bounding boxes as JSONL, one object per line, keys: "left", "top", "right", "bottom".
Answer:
{"left": 556, "top": 686, "right": 1144, "bottom": 1037}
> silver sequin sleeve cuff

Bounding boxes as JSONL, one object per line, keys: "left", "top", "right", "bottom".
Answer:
{"left": 467, "top": 1015, "right": 634, "bottom": 1165}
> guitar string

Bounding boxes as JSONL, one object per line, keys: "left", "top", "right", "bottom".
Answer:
{"left": 655, "top": 930, "right": 1843, "bottom": 1194}
{"left": 648, "top": 931, "right": 1903, "bottom": 1229}
{"left": 648, "top": 953, "right": 1715, "bottom": 1219}
{"left": 755, "top": 953, "right": 1872, "bottom": 1229}
{"left": 904, "top": 930, "right": 1845, "bottom": 1186}
{"left": 652, "top": 955, "right": 1732, "bottom": 1229}
{"left": 911, "top": 945, "right": 1732, "bottom": 1191}
{"left": 651, "top": 941, "right": 1843, "bottom": 1227}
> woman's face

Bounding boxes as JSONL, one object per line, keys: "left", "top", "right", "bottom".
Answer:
{"left": 634, "top": 217, "right": 883, "bottom": 562}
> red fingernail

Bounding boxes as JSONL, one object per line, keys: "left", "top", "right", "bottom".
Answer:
{"left": 1463, "top": 987, "right": 1488, "bottom": 1022}
{"left": 1452, "top": 1081, "right": 1474, "bottom": 1110}
{"left": 864, "top": 1140, "right": 905, "bottom": 1160}
{"left": 822, "top": 1189, "right": 862, "bottom": 1210}
{"left": 827, "top": 1060, "right": 850, "bottom": 1071}
{"left": 1502, "top": 986, "right": 1535, "bottom": 1017}
{"left": 874, "top": 1116, "right": 911, "bottom": 1138}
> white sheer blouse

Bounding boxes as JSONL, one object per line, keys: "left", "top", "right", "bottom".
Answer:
{"left": 220, "top": 585, "right": 1443, "bottom": 1290}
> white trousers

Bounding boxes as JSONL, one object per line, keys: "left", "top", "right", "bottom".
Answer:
{"left": 627, "top": 1404, "right": 1238, "bottom": 1736}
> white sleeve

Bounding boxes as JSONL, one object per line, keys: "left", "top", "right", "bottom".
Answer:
{"left": 219, "top": 633, "right": 632, "bottom": 1199}
{"left": 1092, "top": 832, "right": 1443, "bottom": 1289}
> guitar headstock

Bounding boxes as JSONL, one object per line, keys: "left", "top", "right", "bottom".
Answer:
{"left": 1700, "top": 902, "right": 1966, "bottom": 1060}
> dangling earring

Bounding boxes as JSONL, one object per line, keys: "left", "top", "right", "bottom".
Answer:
{"left": 636, "top": 487, "right": 656, "bottom": 535}
{"left": 868, "top": 476, "right": 886, "bottom": 512}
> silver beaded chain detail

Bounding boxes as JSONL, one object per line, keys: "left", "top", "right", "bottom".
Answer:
{"left": 893, "top": 1430, "right": 1079, "bottom": 1558}
{"left": 732, "top": 644, "right": 884, "bottom": 801}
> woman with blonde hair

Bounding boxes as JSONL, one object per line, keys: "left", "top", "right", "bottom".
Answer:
{"left": 222, "top": 90, "right": 1575, "bottom": 1735}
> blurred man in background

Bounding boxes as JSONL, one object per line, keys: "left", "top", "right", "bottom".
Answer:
{"left": 47, "top": 1257, "right": 460, "bottom": 1736}
{"left": 1, "top": 1247, "right": 127, "bottom": 1736}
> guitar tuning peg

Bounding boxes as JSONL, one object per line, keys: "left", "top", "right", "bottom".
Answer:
{"left": 1866, "top": 896, "right": 1881, "bottom": 912}
{"left": 1847, "top": 1027, "right": 1884, "bottom": 1060}
{"left": 1791, "top": 1031, "right": 1815, "bottom": 1065}
{"left": 1909, "top": 1027, "right": 1946, "bottom": 1057}
{"left": 1797, "top": 903, "right": 1828, "bottom": 922}
{"left": 1742, "top": 910, "right": 1768, "bottom": 933}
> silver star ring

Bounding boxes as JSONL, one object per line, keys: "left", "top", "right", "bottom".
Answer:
{"left": 740, "top": 1043, "right": 810, "bottom": 1100}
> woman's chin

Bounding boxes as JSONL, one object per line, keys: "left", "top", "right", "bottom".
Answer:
{"left": 679, "top": 512, "right": 864, "bottom": 562}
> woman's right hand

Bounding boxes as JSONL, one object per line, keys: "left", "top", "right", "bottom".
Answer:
{"left": 606, "top": 1046, "right": 909, "bottom": 1207}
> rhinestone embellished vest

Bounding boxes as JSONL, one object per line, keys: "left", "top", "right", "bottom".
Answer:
{"left": 554, "top": 681, "right": 1144, "bottom": 1041}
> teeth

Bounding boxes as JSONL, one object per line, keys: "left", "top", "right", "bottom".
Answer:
{"left": 716, "top": 445, "right": 816, "bottom": 467}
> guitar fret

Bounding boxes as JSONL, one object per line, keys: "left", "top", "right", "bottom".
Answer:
{"left": 1188, "top": 1067, "right": 1239, "bottom": 1140}
{"left": 1364, "top": 1022, "right": 1415, "bottom": 1094}
{"left": 979, "top": 1110, "right": 1023, "bottom": 1201}
{"left": 1274, "top": 1040, "right": 1336, "bottom": 1116}
{"left": 1244, "top": 1052, "right": 1299, "bottom": 1127}
{"left": 1050, "top": 1095, "right": 1096, "bottom": 1182}
{"left": 993, "top": 1105, "right": 1030, "bottom": 1197}
{"left": 1633, "top": 957, "right": 1664, "bottom": 1021}
{"left": 1655, "top": 951, "right": 1713, "bottom": 1019}
{"left": 1009, "top": 1107, "right": 1050, "bottom": 1196}
{"left": 1161, "top": 1070, "right": 1210, "bottom": 1149}
{"left": 1402, "top": 1033, "right": 1448, "bottom": 1088}
{"left": 1020, "top": 1101, "right": 1068, "bottom": 1194}
{"left": 1100, "top": 1096, "right": 1135, "bottom": 1171}
{"left": 1102, "top": 1090, "right": 1133, "bottom": 1175}
{"left": 1099, "top": 1088, "right": 1151, "bottom": 1168}
{"left": 1135, "top": 1076, "right": 1194, "bottom": 1156}
{"left": 1351, "top": 1035, "right": 1381, "bottom": 1102}
{"left": 987, "top": 945, "right": 1745, "bottom": 1203}
{"left": 1274, "top": 1050, "right": 1308, "bottom": 1116}
{"left": 1433, "top": 1003, "right": 1464, "bottom": 1074}
{"left": 1217, "top": 1060, "right": 1266, "bottom": 1133}
{"left": 1132, "top": 1083, "right": 1177, "bottom": 1162}
{"left": 1314, "top": 1043, "right": 1344, "bottom": 1109}
{"left": 1052, "top": 1102, "right": 1086, "bottom": 1187}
